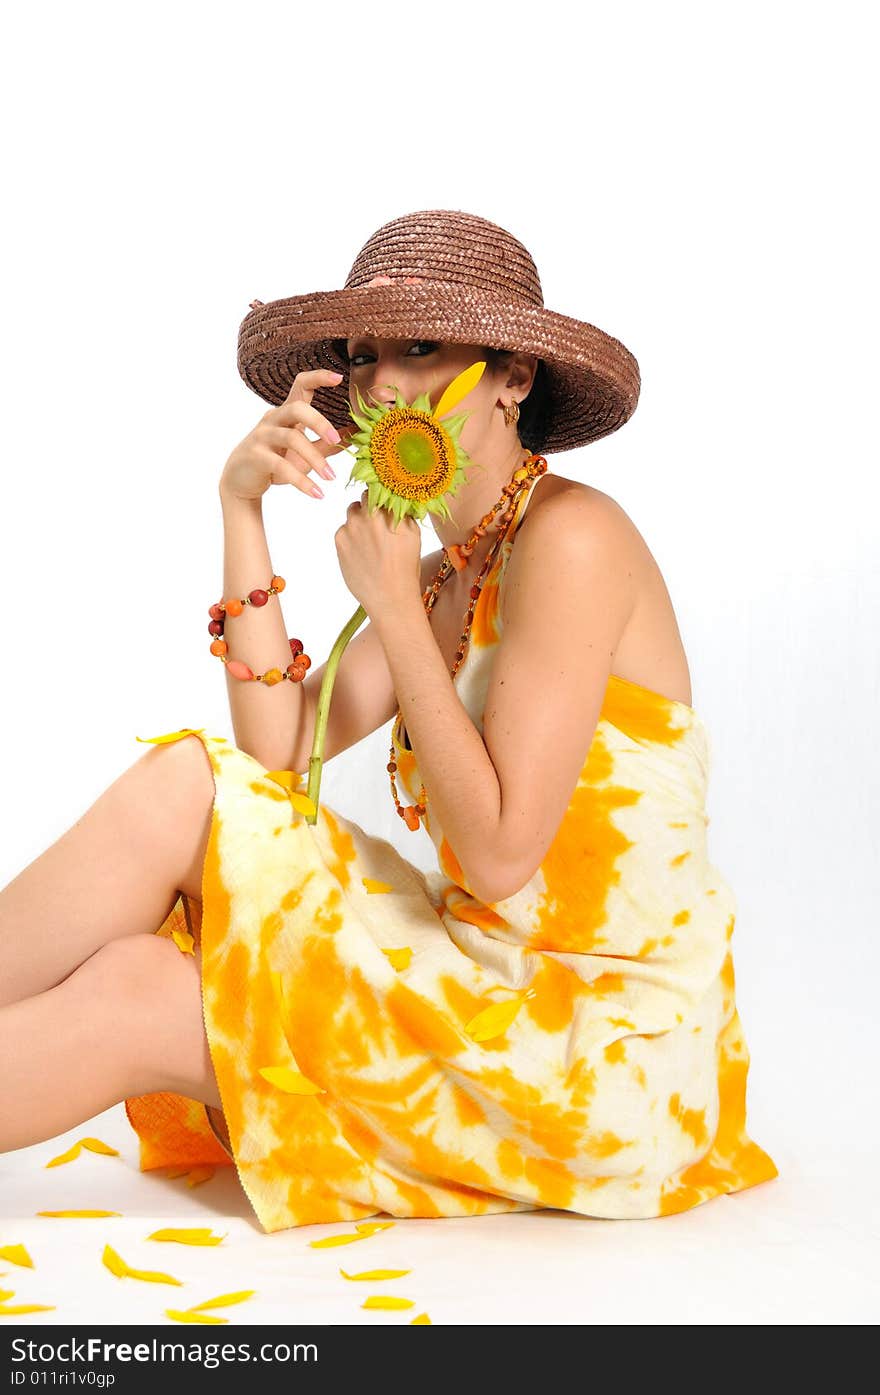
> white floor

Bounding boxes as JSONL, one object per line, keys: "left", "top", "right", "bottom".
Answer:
{"left": 2, "top": 1105, "right": 877, "bottom": 1326}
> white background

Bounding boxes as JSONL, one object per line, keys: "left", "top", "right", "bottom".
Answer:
{"left": 1, "top": 0, "right": 877, "bottom": 1326}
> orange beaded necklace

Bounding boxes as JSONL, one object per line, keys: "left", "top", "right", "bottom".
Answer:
{"left": 388, "top": 452, "right": 548, "bottom": 831}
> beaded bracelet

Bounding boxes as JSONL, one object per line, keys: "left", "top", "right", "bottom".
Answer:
{"left": 207, "top": 575, "right": 313, "bottom": 684}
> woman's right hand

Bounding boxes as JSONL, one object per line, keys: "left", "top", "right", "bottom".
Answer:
{"left": 219, "top": 368, "right": 354, "bottom": 504}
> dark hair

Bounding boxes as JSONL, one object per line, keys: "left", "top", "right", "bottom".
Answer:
{"left": 328, "top": 338, "right": 553, "bottom": 456}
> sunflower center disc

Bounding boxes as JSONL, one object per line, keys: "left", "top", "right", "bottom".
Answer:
{"left": 396, "top": 430, "right": 436, "bottom": 477}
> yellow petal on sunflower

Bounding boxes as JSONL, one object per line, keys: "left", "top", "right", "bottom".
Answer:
{"left": 80, "top": 1138, "right": 120, "bottom": 1156}
{"left": 36, "top": 1210, "right": 122, "bottom": 1218}
{"left": 135, "top": 728, "right": 205, "bottom": 745}
{"left": 0, "top": 1302, "right": 56, "bottom": 1315}
{"left": 381, "top": 947, "right": 413, "bottom": 971}
{"left": 166, "top": 1309, "right": 228, "bottom": 1325}
{"left": 308, "top": 1233, "right": 370, "bottom": 1249}
{"left": 289, "top": 790, "right": 318, "bottom": 817}
{"left": 339, "top": 1267, "right": 412, "bottom": 1281}
{"left": 361, "top": 1296, "right": 415, "bottom": 1310}
{"left": 363, "top": 877, "right": 394, "bottom": 894}
{"left": 102, "top": 1244, "right": 182, "bottom": 1286}
{"left": 0, "top": 1245, "right": 33, "bottom": 1267}
{"left": 188, "top": 1290, "right": 255, "bottom": 1312}
{"left": 464, "top": 995, "right": 526, "bottom": 1042}
{"left": 432, "top": 361, "right": 487, "bottom": 421}
{"left": 185, "top": 1167, "right": 215, "bottom": 1188}
{"left": 258, "top": 1065, "right": 325, "bottom": 1095}
{"left": 171, "top": 927, "right": 195, "bottom": 955}
{"left": 148, "top": 1228, "right": 226, "bottom": 1246}
{"left": 411, "top": 1313, "right": 433, "bottom": 1324}
{"left": 354, "top": 1221, "right": 396, "bottom": 1234}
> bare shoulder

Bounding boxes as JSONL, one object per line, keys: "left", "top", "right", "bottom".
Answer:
{"left": 504, "top": 473, "right": 646, "bottom": 612}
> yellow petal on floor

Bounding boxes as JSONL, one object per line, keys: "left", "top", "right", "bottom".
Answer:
{"left": 45, "top": 1142, "right": 84, "bottom": 1167}
{"left": 308, "top": 1233, "right": 370, "bottom": 1249}
{"left": 0, "top": 1302, "right": 56, "bottom": 1315}
{"left": 185, "top": 1167, "right": 216, "bottom": 1188}
{"left": 80, "top": 1138, "right": 120, "bottom": 1157}
{"left": 381, "top": 947, "right": 412, "bottom": 970}
{"left": 339, "top": 1268, "right": 412, "bottom": 1280}
{"left": 354, "top": 1221, "right": 396, "bottom": 1234}
{"left": 171, "top": 927, "right": 195, "bottom": 955}
{"left": 258, "top": 1065, "right": 325, "bottom": 1094}
{"left": 361, "top": 1296, "right": 415, "bottom": 1310}
{"left": 364, "top": 878, "right": 394, "bottom": 894}
{"left": 0, "top": 1245, "right": 34, "bottom": 1267}
{"left": 464, "top": 996, "right": 527, "bottom": 1042}
{"left": 188, "top": 1290, "right": 255, "bottom": 1311}
{"left": 0, "top": 1290, "right": 15, "bottom": 1302}
{"left": 411, "top": 1313, "right": 432, "bottom": 1324}
{"left": 147, "top": 1228, "right": 226, "bottom": 1246}
{"left": 36, "top": 1210, "right": 122, "bottom": 1218}
{"left": 166, "top": 1309, "right": 228, "bottom": 1325}
{"left": 135, "top": 729, "right": 205, "bottom": 745}
{"left": 102, "top": 1244, "right": 182, "bottom": 1286}
{"left": 164, "top": 1167, "right": 191, "bottom": 1180}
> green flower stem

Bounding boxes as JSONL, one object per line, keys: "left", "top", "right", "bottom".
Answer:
{"left": 305, "top": 603, "right": 368, "bottom": 823}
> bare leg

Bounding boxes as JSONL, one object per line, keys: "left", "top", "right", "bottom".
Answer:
{"left": 0, "top": 735, "right": 215, "bottom": 1009}
{"left": 0, "top": 933, "right": 223, "bottom": 1154}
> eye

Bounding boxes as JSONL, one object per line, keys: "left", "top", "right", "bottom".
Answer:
{"left": 348, "top": 341, "right": 438, "bottom": 368}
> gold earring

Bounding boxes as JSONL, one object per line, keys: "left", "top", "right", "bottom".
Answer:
{"left": 502, "top": 399, "right": 520, "bottom": 427}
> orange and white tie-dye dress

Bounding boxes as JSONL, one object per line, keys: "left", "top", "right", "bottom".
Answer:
{"left": 125, "top": 474, "right": 779, "bottom": 1232}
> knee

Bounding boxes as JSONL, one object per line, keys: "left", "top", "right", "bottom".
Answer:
{"left": 135, "top": 733, "right": 216, "bottom": 818}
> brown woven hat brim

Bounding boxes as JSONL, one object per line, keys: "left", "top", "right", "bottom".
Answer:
{"left": 237, "top": 282, "right": 640, "bottom": 455}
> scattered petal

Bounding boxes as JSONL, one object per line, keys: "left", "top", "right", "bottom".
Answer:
{"left": 102, "top": 1244, "right": 182, "bottom": 1286}
{"left": 80, "top": 1138, "right": 120, "bottom": 1157}
{"left": 45, "top": 1142, "right": 83, "bottom": 1167}
{"left": 265, "top": 770, "right": 302, "bottom": 792}
{"left": 36, "top": 1210, "right": 122, "bottom": 1218}
{"left": 361, "top": 1296, "right": 415, "bottom": 1310}
{"left": 339, "top": 1268, "right": 412, "bottom": 1281}
{"left": 411, "top": 1313, "right": 433, "bottom": 1324}
{"left": 171, "top": 927, "right": 195, "bottom": 955}
{"left": 166, "top": 1309, "right": 227, "bottom": 1325}
{"left": 0, "top": 1245, "right": 34, "bottom": 1267}
{"left": 354, "top": 1221, "right": 396, "bottom": 1234}
{"left": 0, "top": 1302, "right": 56, "bottom": 1315}
{"left": 164, "top": 1167, "right": 191, "bottom": 1180}
{"left": 135, "top": 729, "right": 205, "bottom": 745}
{"left": 0, "top": 1290, "right": 15, "bottom": 1302}
{"left": 381, "top": 947, "right": 412, "bottom": 971}
{"left": 289, "top": 791, "right": 318, "bottom": 817}
{"left": 148, "top": 1228, "right": 226, "bottom": 1247}
{"left": 188, "top": 1290, "right": 255, "bottom": 1312}
{"left": 185, "top": 1167, "right": 215, "bottom": 1188}
{"left": 258, "top": 1065, "right": 325, "bottom": 1095}
{"left": 464, "top": 995, "right": 527, "bottom": 1042}
{"left": 363, "top": 878, "right": 394, "bottom": 894}
{"left": 308, "top": 1233, "right": 371, "bottom": 1249}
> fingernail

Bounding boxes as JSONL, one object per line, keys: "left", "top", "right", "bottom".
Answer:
{"left": 324, "top": 464, "right": 336, "bottom": 479}
{"left": 311, "top": 483, "right": 324, "bottom": 498}
{"left": 326, "top": 426, "right": 342, "bottom": 444}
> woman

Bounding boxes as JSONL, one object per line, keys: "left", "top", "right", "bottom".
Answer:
{"left": 0, "top": 209, "right": 778, "bottom": 1230}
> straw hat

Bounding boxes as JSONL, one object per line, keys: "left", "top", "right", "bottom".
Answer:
{"left": 237, "top": 209, "right": 641, "bottom": 455}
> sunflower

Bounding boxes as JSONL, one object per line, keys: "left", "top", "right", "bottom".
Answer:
{"left": 343, "top": 359, "right": 488, "bottom": 526}
{"left": 303, "top": 359, "right": 487, "bottom": 824}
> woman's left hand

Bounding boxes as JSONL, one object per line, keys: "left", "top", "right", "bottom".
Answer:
{"left": 334, "top": 490, "right": 423, "bottom": 618}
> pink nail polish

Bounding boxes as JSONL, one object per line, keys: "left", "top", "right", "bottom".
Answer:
{"left": 311, "top": 483, "right": 324, "bottom": 498}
